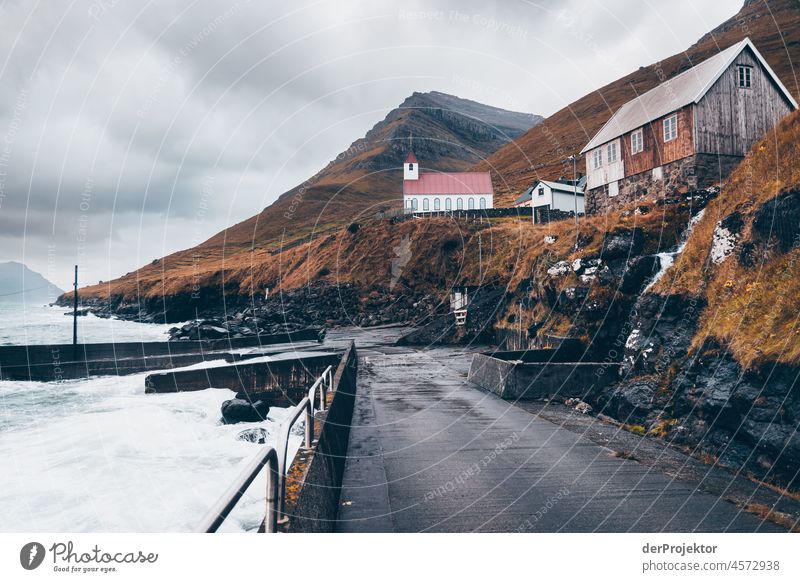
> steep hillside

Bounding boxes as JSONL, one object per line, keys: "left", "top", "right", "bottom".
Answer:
{"left": 480, "top": 0, "right": 800, "bottom": 206}
{"left": 70, "top": 91, "right": 539, "bottom": 308}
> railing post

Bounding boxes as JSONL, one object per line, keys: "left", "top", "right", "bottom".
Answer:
{"left": 264, "top": 453, "right": 278, "bottom": 533}
{"left": 304, "top": 403, "right": 314, "bottom": 449}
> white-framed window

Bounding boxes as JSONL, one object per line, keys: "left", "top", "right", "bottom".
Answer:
{"left": 607, "top": 141, "right": 618, "bottom": 163}
{"left": 538, "top": 186, "right": 545, "bottom": 196}
{"left": 422, "top": 198, "right": 429, "bottom": 211}
{"left": 411, "top": 198, "right": 418, "bottom": 210}
{"left": 433, "top": 197, "right": 440, "bottom": 211}
{"left": 468, "top": 198, "right": 475, "bottom": 210}
{"left": 592, "top": 149, "right": 602, "bottom": 169}
{"left": 630, "top": 128, "right": 643, "bottom": 154}
{"left": 663, "top": 113, "right": 678, "bottom": 142}
{"left": 445, "top": 197, "right": 452, "bottom": 211}
{"left": 737, "top": 65, "right": 752, "bottom": 88}
{"left": 456, "top": 197, "right": 463, "bottom": 210}
{"left": 479, "top": 197, "right": 486, "bottom": 209}
{"left": 405, "top": 198, "right": 412, "bottom": 209}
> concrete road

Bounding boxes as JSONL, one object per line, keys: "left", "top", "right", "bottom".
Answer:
{"left": 335, "top": 345, "right": 785, "bottom": 532}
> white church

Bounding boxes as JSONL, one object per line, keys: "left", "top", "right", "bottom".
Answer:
{"left": 402, "top": 152, "right": 494, "bottom": 213}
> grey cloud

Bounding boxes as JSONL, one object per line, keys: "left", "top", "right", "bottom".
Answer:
{"left": 0, "top": 0, "right": 741, "bottom": 288}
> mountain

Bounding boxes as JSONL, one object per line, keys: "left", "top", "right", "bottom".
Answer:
{"left": 478, "top": 0, "right": 800, "bottom": 205}
{"left": 0, "top": 262, "right": 63, "bottom": 303}
{"left": 202, "top": 90, "right": 541, "bottom": 251}
{"left": 66, "top": 91, "right": 540, "bottom": 310}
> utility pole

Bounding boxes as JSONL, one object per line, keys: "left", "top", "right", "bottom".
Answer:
{"left": 478, "top": 233, "right": 483, "bottom": 283}
{"left": 72, "top": 265, "right": 78, "bottom": 346}
{"left": 569, "top": 154, "right": 578, "bottom": 226}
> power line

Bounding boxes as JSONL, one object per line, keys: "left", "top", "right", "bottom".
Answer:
{"left": 0, "top": 284, "right": 57, "bottom": 298}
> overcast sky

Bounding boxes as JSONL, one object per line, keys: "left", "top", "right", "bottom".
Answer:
{"left": 0, "top": 0, "right": 742, "bottom": 289}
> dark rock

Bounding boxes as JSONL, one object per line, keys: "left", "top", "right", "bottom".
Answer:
{"left": 601, "top": 227, "right": 644, "bottom": 259}
{"left": 575, "top": 232, "right": 593, "bottom": 250}
{"left": 752, "top": 188, "right": 800, "bottom": 252}
{"left": 619, "top": 255, "right": 659, "bottom": 294}
{"left": 720, "top": 210, "right": 744, "bottom": 235}
{"left": 737, "top": 241, "right": 759, "bottom": 267}
{"left": 236, "top": 427, "right": 269, "bottom": 444}
{"left": 553, "top": 287, "right": 589, "bottom": 313}
{"left": 664, "top": 349, "right": 800, "bottom": 488}
{"left": 604, "top": 379, "right": 655, "bottom": 422}
{"left": 622, "top": 293, "right": 704, "bottom": 376}
{"left": 221, "top": 398, "right": 270, "bottom": 424}
{"left": 397, "top": 286, "right": 507, "bottom": 346}
{"left": 199, "top": 324, "right": 228, "bottom": 339}
{"left": 63, "top": 308, "right": 91, "bottom": 317}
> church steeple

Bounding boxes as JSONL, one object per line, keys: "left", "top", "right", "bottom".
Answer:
{"left": 404, "top": 151, "right": 419, "bottom": 181}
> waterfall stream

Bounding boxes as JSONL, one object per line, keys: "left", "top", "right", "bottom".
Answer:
{"left": 623, "top": 208, "right": 707, "bottom": 362}
{"left": 641, "top": 208, "right": 706, "bottom": 293}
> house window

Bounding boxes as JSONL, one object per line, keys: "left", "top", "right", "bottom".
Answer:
{"left": 737, "top": 65, "right": 751, "bottom": 88}
{"left": 479, "top": 197, "right": 486, "bottom": 209}
{"left": 411, "top": 198, "right": 418, "bottom": 210}
{"left": 631, "top": 129, "right": 643, "bottom": 154}
{"left": 468, "top": 198, "right": 475, "bottom": 210}
{"left": 538, "top": 187, "right": 545, "bottom": 196}
{"left": 422, "top": 198, "right": 429, "bottom": 211}
{"left": 592, "top": 149, "right": 602, "bottom": 169}
{"left": 433, "top": 197, "right": 440, "bottom": 211}
{"left": 663, "top": 114, "right": 678, "bottom": 142}
{"left": 445, "top": 197, "right": 452, "bottom": 211}
{"left": 607, "top": 141, "right": 618, "bottom": 163}
{"left": 457, "top": 197, "right": 464, "bottom": 210}
{"left": 408, "top": 163, "right": 414, "bottom": 171}
{"left": 405, "top": 199, "right": 412, "bottom": 209}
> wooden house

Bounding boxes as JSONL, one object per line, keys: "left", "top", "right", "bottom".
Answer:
{"left": 580, "top": 38, "right": 797, "bottom": 214}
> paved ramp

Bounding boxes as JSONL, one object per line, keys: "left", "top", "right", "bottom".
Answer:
{"left": 335, "top": 347, "right": 784, "bottom": 532}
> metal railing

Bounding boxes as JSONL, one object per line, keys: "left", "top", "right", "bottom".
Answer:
{"left": 197, "top": 365, "right": 334, "bottom": 533}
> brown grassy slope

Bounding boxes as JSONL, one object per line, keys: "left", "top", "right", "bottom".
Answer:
{"left": 654, "top": 110, "right": 800, "bottom": 367}
{"left": 479, "top": 0, "right": 800, "bottom": 206}
{"left": 76, "top": 193, "right": 690, "bottom": 306}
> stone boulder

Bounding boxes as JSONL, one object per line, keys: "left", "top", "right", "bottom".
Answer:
{"left": 221, "top": 398, "right": 271, "bottom": 424}
{"left": 236, "top": 427, "right": 269, "bottom": 444}
{"left": 601, "top": 227, "right": 645, "bottom": 259}
{"left": 752, "top": 188, "right": 800, "bottom": 252}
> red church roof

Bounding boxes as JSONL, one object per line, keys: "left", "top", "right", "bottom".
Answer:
{"left": 403, "top": 172, "right": 494, "bottom": 196}
{"left": 405, "top": 152, "right": 418, "bottom": 163}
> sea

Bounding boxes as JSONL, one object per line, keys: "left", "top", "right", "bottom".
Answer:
{"left": 0, "top": 301, "right": 300, "bottom": 532}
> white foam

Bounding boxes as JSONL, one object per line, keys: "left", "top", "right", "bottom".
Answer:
{"left": 0, "top": 371, "right": 300, "bottom": 532}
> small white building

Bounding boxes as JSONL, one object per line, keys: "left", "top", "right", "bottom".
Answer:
{"left": 514, "top": 179, "right": 585, "bottom": 215}
{"left": 402, "top": 152, "right": 494, "bottom": 213}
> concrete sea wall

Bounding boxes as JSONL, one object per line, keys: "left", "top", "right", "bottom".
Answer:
{"left": 0, "top": 328, "right": 322, "bottom": 381}
{"left": 469, "top": 351, "right": 620, "bottom": 400}
{"left": 287, "top": 341, "right": 358, "bottom": 533}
